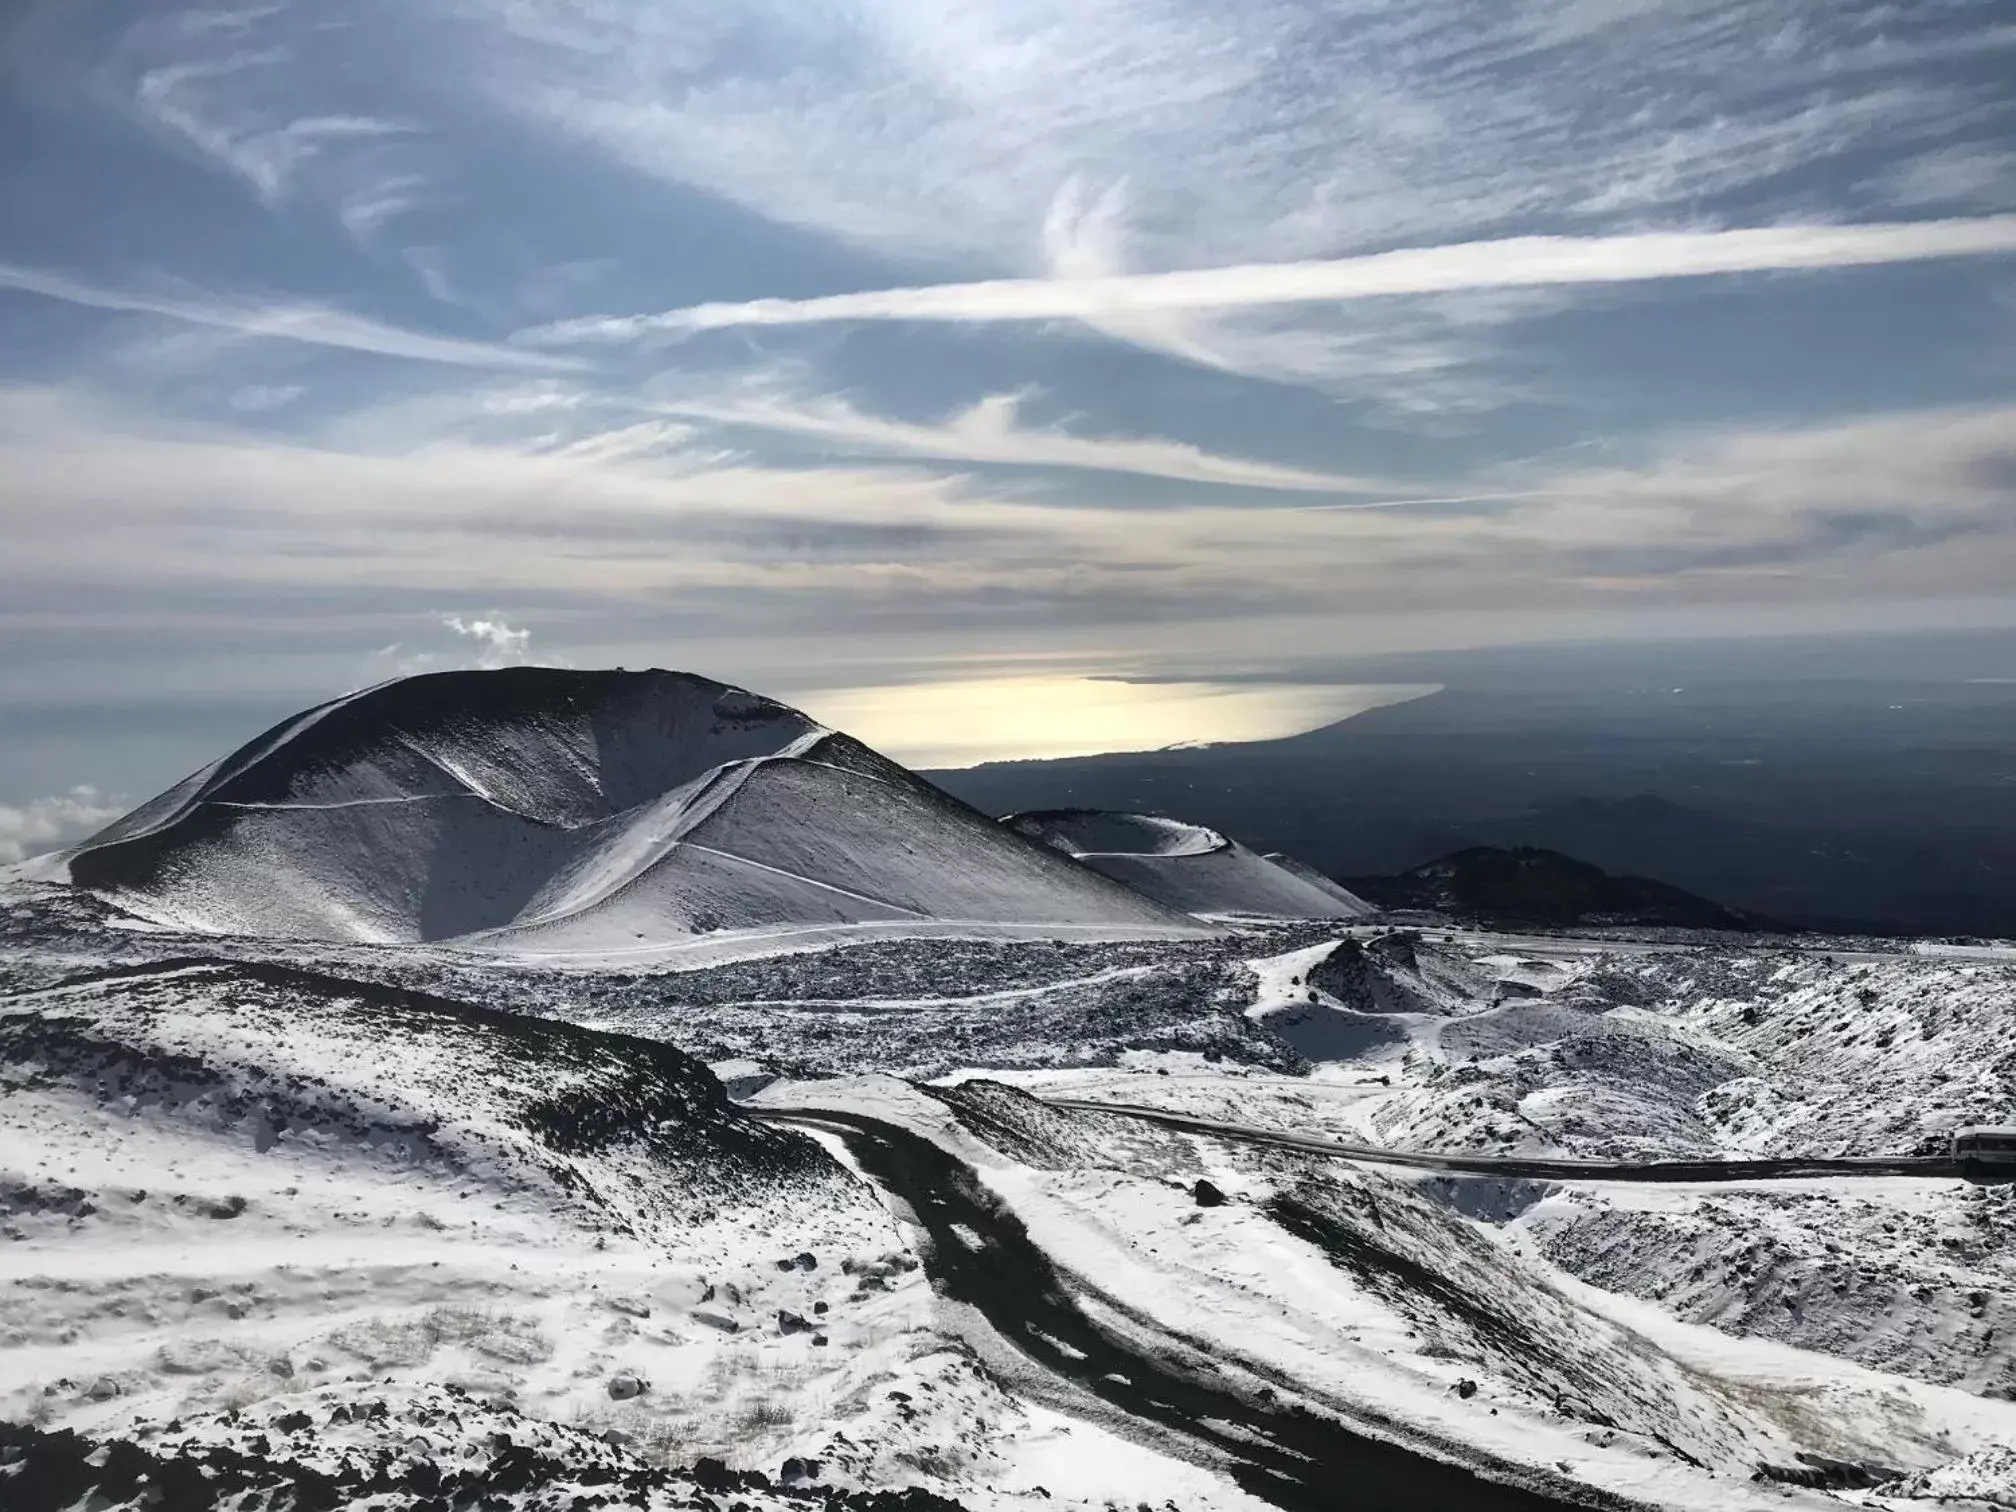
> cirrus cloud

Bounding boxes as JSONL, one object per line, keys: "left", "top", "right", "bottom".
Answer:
{"left": 521, "top": 217, "right": 2016, "bottom": 345}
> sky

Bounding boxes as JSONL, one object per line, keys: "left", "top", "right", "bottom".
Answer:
{"left": 3, "top": 0, "right": 2016, "bottom": 844}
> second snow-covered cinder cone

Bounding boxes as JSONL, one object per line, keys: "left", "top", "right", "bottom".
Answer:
{"left": 1003, "top": 809, "right": 1373, "bottom": 919}
{"left": 57, "top": 668, "right": 1201, "bottom": 945}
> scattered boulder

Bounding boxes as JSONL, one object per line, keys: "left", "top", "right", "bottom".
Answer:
{"left": 1553, "top": 1392, "right": 1614, "bottom": 1427}
{"left": 1192, "top": 1179, "right": 1228, "bottom": 1208}
{"left": 1755, "top": 1453, "right": 1902, "bottom": 1491}
{"left": 605, "top": 1371, "right": 649, "bottom": 1401}
{"left": 157, "top": 1339, "right": 250, "bottom": 1376}
{"left": 777, "top": 1310, "right": 815, "bottom": 1335}
{"left": 1874, "top": 1445, "right": 2016, "bottom": 1503}
{"left": 604, "top": 1294, "right": 652, "bottom": 1319}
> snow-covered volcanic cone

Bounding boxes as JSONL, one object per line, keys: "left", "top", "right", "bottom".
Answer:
{"left": 1002, "top": 810, "right": 1373, "bottom": 919}
{"left": 56, "top": 670, "right": 1199, "bottom": 945}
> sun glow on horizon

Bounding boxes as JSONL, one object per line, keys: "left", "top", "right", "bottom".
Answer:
{"left": 793, "top": 675, "right": 1441, "bottom": 769}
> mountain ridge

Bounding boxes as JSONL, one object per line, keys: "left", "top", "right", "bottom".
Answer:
{"left": 1346, "top": 844, "right": 1778, "bottom": 930}
{"left": 57, "top": 669, "right": 1203, "bottom": 946}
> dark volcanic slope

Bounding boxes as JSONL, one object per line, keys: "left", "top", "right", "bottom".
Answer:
{"left": 1348, "top": 847, "right": 1775, "bottom": 930}
{"left": 1003, "top": 810, "right": 1372, "bottom": 919}
{"left": 59, "top": 669, "right": 1200, "bottom": 945}
{"left": 0, "top": 1397, "right": 975, "bottom": 1512}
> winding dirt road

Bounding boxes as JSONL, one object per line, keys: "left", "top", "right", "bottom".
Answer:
{"left": 1041, "top": 1099, "right": 1974, "bottom": 1183}
{"left": 766, "top": 1109, "right": 1639, "bottom": 1512}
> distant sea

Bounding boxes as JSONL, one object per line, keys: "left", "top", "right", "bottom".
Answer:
{"left": 799, "top": 674, "right": 1442, "bottom": 768}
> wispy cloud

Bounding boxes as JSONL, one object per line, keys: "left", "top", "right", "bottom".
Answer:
{"left": 0, "top": 263, "right": 582, "bottom": 372}
{"left": 111, "top": 6, "right": 415, "bottom": 206}
{"left": 0, "top": 785, "right": 128, "bottom": 864}
{"left": 7, "top": 383, "right": 2014, "bottom": 634}
{"left": 466, "top": 0, "right": 2014, "bottom": 398}
{"left": 141, "top": 66, "right": 410, "bottom": 204}
{"left": 1033, "top": 179, "right": 1561, "bottom": 409}
{"left": 657, "top": 386, "right": 1403, "bottom": 494}
{"left": 441, "top": 613, "right": 533, "bottom": 666}
{"left": 1291, "top": 491, "right": 1555, "bottom": 514}
{"left": 314, "top": 370, "right": 1472, "bottom": 499}
{"left": 1867, "top": 146, "right": 2016, "bottom": 213}
{"left": 477, "top": 0, "right": 2013, "bottom": 276}
{"left": 337, "top": 174, "right": 430, "bottom": 248}
{"left": 368, "top": 613, "right": 553, "bottom": 680}
{"left": 8, "top": 0, "right": 2016, "bottom": 791}
{"left": 226, "top": 382, "right": 306, "bottom": 413}
{"left": 522, "top": 218, "right": 2016, "bottom": 345}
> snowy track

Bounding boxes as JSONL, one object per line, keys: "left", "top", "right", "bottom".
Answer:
{"left": 1328, "top": 922, "right": 2016, "bottom": 967}
{"left": 762, "top": 1109, "right": 1635, "bottom": 1512}
{"left": 1043, "top": 1100, "right": 1980, "bottom": 1184}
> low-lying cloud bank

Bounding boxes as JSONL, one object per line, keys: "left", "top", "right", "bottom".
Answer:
{"left": 0, "top": 786, "right": 129, "bottom": 864}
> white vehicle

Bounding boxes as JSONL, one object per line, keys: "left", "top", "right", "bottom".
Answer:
{"left": 1951, "top": 1126, "right": 2016, "bottom": 1179}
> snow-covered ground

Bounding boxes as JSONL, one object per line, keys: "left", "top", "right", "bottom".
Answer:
{"left": 4, "top": 869, "right": 2016, "bottom": 1510}
{"left": 965, "top": 934, "right": 2016, "bottom": 1402}
{"left": 753, "top": 1074, "right": 2016, "bottom": 1509}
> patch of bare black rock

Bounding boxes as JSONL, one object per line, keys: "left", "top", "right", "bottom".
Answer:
{"left": 0, "top": 1389, "right": 975, "bottom": 1512}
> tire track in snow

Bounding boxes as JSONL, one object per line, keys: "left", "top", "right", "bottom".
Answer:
{"left": 1045, "top": 1101, "right": 1973, "bottom": 1184}
{"left": 767, "top": 1110, "right": 1629, "bottom": 1512}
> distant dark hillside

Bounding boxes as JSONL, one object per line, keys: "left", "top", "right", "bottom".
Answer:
{"left": 1345, "top": 846, "right": 1777, "bottom": 931}
{"left": 930, "top": 638, "right": 2016, "bottom": 938}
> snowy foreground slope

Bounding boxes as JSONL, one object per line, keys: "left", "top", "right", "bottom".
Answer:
{"left": 5, "top": 864, "right": 2016, "bottom": 1511}
{"left": 4, "top": 668, "right": 2015, "bottom": 1511}
{"left": 48, "top": 670, "right": 1196, "bottom": 946}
